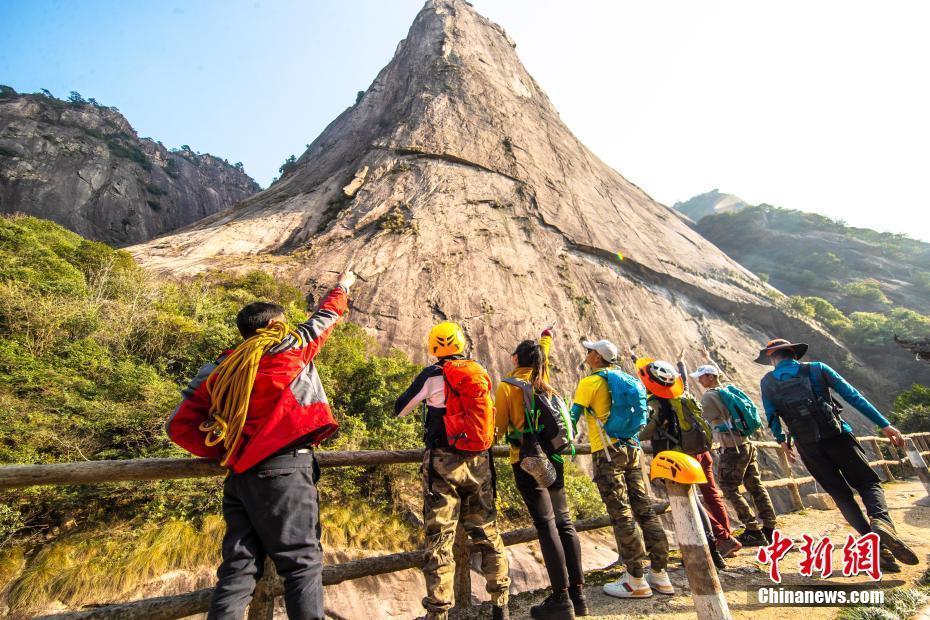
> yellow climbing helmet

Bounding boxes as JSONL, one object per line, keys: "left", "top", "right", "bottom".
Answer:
{"left": 428, "top": 321, "right": 466, "bottom": 358}
{"left": 650, "top": 451, "right": 707, "bottom": 484}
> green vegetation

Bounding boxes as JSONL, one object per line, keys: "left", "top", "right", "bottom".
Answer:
{"left": 837, "top": 568, "right": 930, "bottom": 620}
{"left": 889, "top": 384, "right": 930, "bottom": 434}
{"left": 279, "top": 153, "right": 298, "bottom": 176}
{"left": 0, "top": 215, "right": 602, "bottom": 610}
{"left": 695, "top": 205, "right": 930, "bottom": 302}
{"left": 844, "top": 279, "right": 890, "bottom": 304}
{"left": 378, "top": 203, "right": 418, "bottom": 233}
{"left": 697, "top": 205, "right": 930, "bottom": 408}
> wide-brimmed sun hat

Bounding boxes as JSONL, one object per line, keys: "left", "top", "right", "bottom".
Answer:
{"left": 754, "top": 338, "right": 809, "bottom": 365}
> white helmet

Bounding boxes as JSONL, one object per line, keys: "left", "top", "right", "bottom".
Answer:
{"left": 647, "top": 360, "right": 678, "bottom": 386}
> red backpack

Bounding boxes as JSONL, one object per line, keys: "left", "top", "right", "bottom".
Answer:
{"left": 442, "top": 359, "right": 495, "bottom": 452}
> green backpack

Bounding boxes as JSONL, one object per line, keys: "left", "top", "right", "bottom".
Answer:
{"left": 715, "top": 385, "right": 763, "bottom": 437}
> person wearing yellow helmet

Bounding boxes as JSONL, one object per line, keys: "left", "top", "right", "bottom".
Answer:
{"left": 395, "top": 321, "right": 510, "bottom": 620}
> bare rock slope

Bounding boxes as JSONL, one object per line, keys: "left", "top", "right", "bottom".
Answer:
{"left": 131, "top": 0, "right": 888, "bottom": 407}
{"left": 0, "top": 90, "right": 260, "bottom": 246}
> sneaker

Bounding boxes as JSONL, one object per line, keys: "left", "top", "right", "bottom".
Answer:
{"left": 736, "top": 528, "right": 768, "bottom": 547}
{"left": 492, "top": 605, "right": 510, "bottom": 620}
{"left": 646, "top": 569, "right": 675, "bottom": 595}
{"left": 879, "top": 548, "right": 902, "bottom": 574}
{"left": 761, "top": 526, "right": 775, "bottom": 544}
{"left": 871, "top": 518, "right": 919, "bottom": 565}
{"left": 568, "top": 584, "right": 589, "bottom": 617}
{"left": 604, "top": 572, "right": 653, "bottom": 598}
{"left": 715, "top": 536, "right": 743, "bottom": 558}
{"left": 530, "top": 591, "right": 575, "bottom": 620}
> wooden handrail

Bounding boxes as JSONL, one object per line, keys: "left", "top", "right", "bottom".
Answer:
{"left": 5, "top": 434, "right": 926, "bottom": 491}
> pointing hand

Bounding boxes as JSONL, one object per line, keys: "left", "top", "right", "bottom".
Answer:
{"left": 338, "top": 269, "right": 357, "bottom": 290}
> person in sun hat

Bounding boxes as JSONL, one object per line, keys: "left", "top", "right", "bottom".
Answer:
{"left": 571, "top": 339, "right": 673, "bottom": 599}
{"left": 689, "top": 363, "right": 777, "bottom": 547}
{"left": 639, "top": 357, "right": 741, "bottom": 559}
{"left": 757, "top": 338, "right": 919, "bottom": 573}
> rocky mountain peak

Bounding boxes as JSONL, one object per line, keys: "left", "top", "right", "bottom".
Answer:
{"left": 0, "top": 89, "right": 260, "bottom": 246}
{"left": 131, "top": 0, "right": 887, "bottom": 404}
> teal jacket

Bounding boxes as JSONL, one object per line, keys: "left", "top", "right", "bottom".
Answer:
{"left": 760, "top": 359, "right": 889, "bottom": 443}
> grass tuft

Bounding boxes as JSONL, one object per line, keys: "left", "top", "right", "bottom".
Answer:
{"left": 7, "top": 517, "right": 223, "bottom": 613}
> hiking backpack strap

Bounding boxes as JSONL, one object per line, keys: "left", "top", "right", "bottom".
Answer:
{"left": 502, "top": 377, "right": 534, "bottom": 416}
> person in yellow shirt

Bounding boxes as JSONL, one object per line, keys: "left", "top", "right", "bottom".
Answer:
{"left": 570, "top": 339, "right": 672, "bottom": 599}
{"left": 495, "top": 328, "right": 587, "bottom": 619}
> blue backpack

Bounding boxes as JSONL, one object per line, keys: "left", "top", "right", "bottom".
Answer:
{"left": 594, "top": 368, "right": 648, "bottom": 440}
{"left": 716, "top": 385, "right": 763, "bottom": 436}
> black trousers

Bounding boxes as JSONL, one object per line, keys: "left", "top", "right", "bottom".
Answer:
{"left": 209, "top": 451, "right": 324, "bottom": 619}
{"left": 513, "top": 460, "right": 584, "bottom": 591}
{"left": 795, "top": 433, "right": 889, "bottom": 535}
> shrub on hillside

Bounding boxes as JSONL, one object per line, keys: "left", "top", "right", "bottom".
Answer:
{"left": 889, "top": 384, "right": 930, "bottom": 434}
{"left": 844, "top": 279, "right": 890, "bottom": 304}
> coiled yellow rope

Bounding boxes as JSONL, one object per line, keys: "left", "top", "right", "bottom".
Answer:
{"left": 199, "top": 321, "right": 301, "bottom": 467}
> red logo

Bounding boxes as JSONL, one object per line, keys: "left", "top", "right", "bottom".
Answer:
{"left": 756, "top": 529, "right": 794, "bottom": 583}
{"left": 798, "top": 534, "right": 834, "bottom": 578}
{"left": 757, "top": 531, "right": 883, "bottom": 582}
{"left": 841, "top": 532, "right": 881, "bottom": 581}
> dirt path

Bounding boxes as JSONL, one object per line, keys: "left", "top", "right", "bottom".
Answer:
{"left": 503, "top": 479, "right": 930, "bottom": 620}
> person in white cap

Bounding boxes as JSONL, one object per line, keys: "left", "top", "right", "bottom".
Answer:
{"left": 570, "top": 339, "right": 673, "bottom": 599}
{"left": 690, "top": 364, "right": 777, "bottom": 547}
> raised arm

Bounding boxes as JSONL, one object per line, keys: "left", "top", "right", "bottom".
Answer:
{"left": 295, "top": 270, "right": 354, "bottom": 364}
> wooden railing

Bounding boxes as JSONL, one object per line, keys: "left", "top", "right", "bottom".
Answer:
{"left": 2, "top": 432, "right": 929, "bottom": 620}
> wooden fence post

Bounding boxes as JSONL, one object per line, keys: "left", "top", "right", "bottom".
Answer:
{"left": 247, "top": 558, "right": 278, "bottom": 620}
{"left": 904, "top": 437, "right": 930, "bottom": 498}
{"left": 452, "top": 522, "right": 472, "bottom": 610}
{"left": 774, "top": 446, "right": 804, "bottom": 511}
{"left": 868, "top": 438, "right": 895, "bottom": 482}
{"left": 667, "top": 483, "right": 732, "bottom": 620}
{"left": 887, "top": 441, "right": 913, "bottom": 478}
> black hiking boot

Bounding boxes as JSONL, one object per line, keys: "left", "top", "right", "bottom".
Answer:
{"left": 492, "top": 604, "right": 510, "bottom": 620}
{"left": 880, "top": 548, "right": 902, "bottom": 574}
{"left": 736, "top": 528, "right": 768, "bottom": 547}
{"left": 530, "top": 590, "right": 575, "bottom": 619}
{"left": 871, "top": 518, "right": 919, "bottom": 565}
{"left": 761, "top": 526, "right": 775, "bottom": 545}
{"left": 568, "top": 584, "right": 589, "bottom": 617}
{"left": 710, "top": 544, "right": 727, "bottom": 570}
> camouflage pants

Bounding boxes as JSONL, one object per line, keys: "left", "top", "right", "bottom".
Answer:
{"left": 593, "top": 445, "right": 669, "bottom": 576}
{"left": 717, "top": 443, "right": 777, "bottom": 530}
{"left": 421, "top": 448, "right": 510, "bottom": 614}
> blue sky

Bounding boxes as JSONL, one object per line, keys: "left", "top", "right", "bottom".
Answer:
{"left": 2, "top": 1, "right": 928, "bottom": 240}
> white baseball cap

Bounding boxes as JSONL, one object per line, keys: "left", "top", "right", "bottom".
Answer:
{"left": 689, "top": 364, "right": 720, "bottom": 379}
{"left": 582, "top": 339, "right": 619, "bottom": 363}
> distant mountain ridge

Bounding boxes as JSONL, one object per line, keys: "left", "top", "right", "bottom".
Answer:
{"left": 0, "top": 87, "right": 260, "bottom": 246}
{"left": 682, "top": 202, "right": 930, "bottom": 394}
{"left": 673, "top": 188, "right": 750, "bottom": 221}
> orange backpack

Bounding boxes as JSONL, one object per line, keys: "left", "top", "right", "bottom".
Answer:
{"left": 441, "top": 359, "right": 496, "bottom": 452}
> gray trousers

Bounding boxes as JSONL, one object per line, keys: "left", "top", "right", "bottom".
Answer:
{"left": 208, "top": 450, "right": 324, "bottom": 619}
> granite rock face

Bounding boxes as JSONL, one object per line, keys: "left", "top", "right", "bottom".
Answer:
{"left": 130, "top": 0, "right": 890, "bottom": 410}
{"left": 0, "top": 92, "right": 259, "bottom": 246}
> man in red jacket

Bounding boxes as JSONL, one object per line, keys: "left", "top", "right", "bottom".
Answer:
{"left": 167, "top": 269, "right": 355, "bottom": 619}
